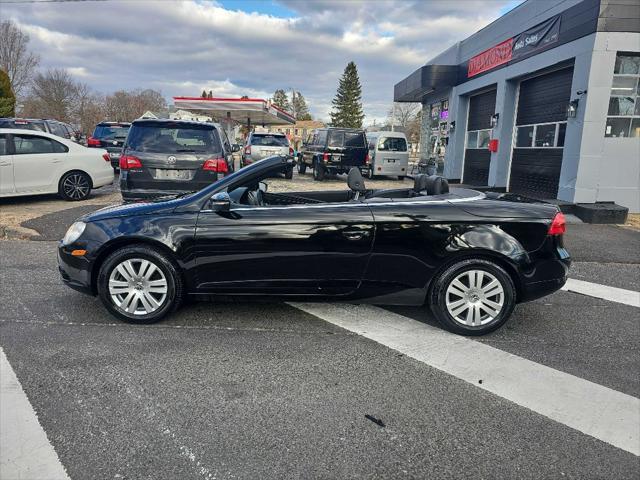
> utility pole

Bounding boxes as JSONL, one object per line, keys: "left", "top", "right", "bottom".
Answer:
{"left": 391, "top": 102, "right": 396, "bottom": 132}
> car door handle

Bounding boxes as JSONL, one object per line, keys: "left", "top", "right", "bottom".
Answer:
{"left": 0, "top": 161, "right": 10, "bottom": 166}
{"left": 343, "top": 230, "right": 367, "bottom": 241}
{"left": 52, "top": 159, "right": 61, "bottom": 163}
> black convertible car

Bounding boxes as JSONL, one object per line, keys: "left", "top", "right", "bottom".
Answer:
{"left": 58, "top": 156, "right": 570, "bottom": 335}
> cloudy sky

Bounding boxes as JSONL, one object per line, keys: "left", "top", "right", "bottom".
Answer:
{"left": 1, "top": 0, "right": 522, "bottom": 123}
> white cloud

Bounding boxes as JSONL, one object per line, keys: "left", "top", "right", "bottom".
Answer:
{"left": 1, "top": 0, "right": 519, "bottom": 123}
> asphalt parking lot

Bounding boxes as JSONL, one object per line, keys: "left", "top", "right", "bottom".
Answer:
{"left": 1, "top": 175, "right": 639, "bottom": 479}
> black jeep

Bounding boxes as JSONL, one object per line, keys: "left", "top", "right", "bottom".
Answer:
{"left": 298, "top": 127, "right": 369, "bottom": 181}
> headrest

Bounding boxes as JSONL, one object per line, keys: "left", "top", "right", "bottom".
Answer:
{"left": 347, "top": 167, "right": 366, "bottom": 193}
{"left": 414, "top": 174, "right": 450, "bottom": 195}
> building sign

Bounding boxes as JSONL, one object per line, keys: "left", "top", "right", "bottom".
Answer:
{"left": 512, "top": 15, "right": 561, "bottom": 60}
{"left": 468, "top": 38, "right": 513, "bottom": 78}
{"left": 467, "top": 15, "right": 561, "bottom": 78}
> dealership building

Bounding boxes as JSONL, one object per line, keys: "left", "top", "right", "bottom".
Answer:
{"left": 394, "top": 0, "right": 640, "bottom": 214}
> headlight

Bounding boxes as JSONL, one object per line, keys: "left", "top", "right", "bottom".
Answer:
{"left": 62, "top": 222, "right": 86, "bottom": 245}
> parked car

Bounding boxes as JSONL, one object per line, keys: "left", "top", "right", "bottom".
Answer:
{"left": 0, "top": 128, "right": 114, "bottom": 200}
{"left": 119, "top": 119, "right": 237, "bottom": 202}
{"left": 241, "top": 132, "right": 293, "bottom": 178}
{"left": 87, "top": 122, "right": 131, "bottom": 170}
{"left": 366, "top": 131, "right": 409, "bottom": 180}
{"left": 58, "top": 156, "right": 570, "bottom": 335}
{"left": 298, "top": 127, "right": 369, "bottom": 181}
{"left": 0, "top": 118, "right": 74, "bottom": 139}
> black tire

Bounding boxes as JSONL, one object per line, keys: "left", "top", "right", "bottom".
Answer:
{"left": 398, "top": 175, "right": 405, "bottom": 181}
{"left": 313, "top": 159, "right": 325, "bottom": 181}
{"left": 297, "top": 162, "right": 307, "bottom": 174}
{"left": 284, "top": 166, "right": 293, "bottom": 179}
{"left": 428, "top": 258, "right": 516, "bottom": 336}
{"left": 59, "top": 171, "right": 92, "bottom": 201}
{"left": 365, "top": 168, "right": 374, "bottom": 179}
{"left": 97, "top": 245, "right": 183, "bottom": 324}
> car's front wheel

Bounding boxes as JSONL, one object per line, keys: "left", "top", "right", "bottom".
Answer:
{"left": 59, "top": 171, "right": 92, "bottom": 201}
{"left": 429, "top": 258, "right": 516, "bottom": 335}
{"left": 297, "top": 162, "right": 306, "bottom": 174}
{"left": 97, "top": 245, "right": 182, "bottom": 324}
{"left": 284, "top": 166, "right": 293, "bottom": 179}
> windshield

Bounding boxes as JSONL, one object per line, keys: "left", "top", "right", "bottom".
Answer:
{"left": 378, "top": 137, "right": 407, "bottom": 152}
{"left": 94, "top": 125, "right": 130, "bottom": 140}
{"left": 328, "top": 130, "right": 365, "bottom": 148}
{"left": 251, "top": 134, "right": 288, "bottom": 147}
{"left": 126, "top": 124, "right": 222, "bottom": 154}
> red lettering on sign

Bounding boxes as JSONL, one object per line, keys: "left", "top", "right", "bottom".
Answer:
{"left": 468, "top": 38, "right": 513, "bottom": 78}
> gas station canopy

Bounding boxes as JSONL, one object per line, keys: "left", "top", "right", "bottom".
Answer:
{"left": 172, "top": 97, "right": 295, "bottom": 126}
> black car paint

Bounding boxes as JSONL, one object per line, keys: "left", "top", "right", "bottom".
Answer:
{"left": 58, "top": 157, "right": 570, "bottom": 306}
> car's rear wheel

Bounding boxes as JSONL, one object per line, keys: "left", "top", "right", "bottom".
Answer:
{"left": 398, "top": 175, "right": 405, "bottom": 181}
{"left": 429, "top": 258, "right": 515, "bottom": 335}
{"left": 284, "top": 166, "right": 293, "bottom": 179}
{"left": 365, "top": 168, "right": 374, "bottom": 179}
{"left": 313, "top": 159, "right": 325, "bottom": 181}
{"left": 297, "top": 162, "right": 306, "bottom": 174}
{"left": 59, "top": 171, "right": 92, "bottom": 201}
{"left": 97, "top": 245, "right": 182, "bottom": 324}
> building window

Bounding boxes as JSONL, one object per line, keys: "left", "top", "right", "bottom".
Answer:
{"left": 466, "top": 128, "right": 491, "bottom": 148}
{"left": 606, "top": 52, "right": 640, "bottom": 138}
{"left": 514, "top": 122, "right": 567, "bottom": 148}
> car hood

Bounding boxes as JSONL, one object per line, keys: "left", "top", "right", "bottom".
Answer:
{"left": 80, "top": 199, "right": 182, "bottom": 222}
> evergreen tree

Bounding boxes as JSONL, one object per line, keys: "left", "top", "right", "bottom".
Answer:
{"left": 201, "top": 90, "right": 207, "bottom": 98}
{"left": 292, "top": 91, "right": 311, "bottom": 120}
{"left": 330, "top": 61, "right": 364, "bottom": 128}
{"left": 271, "top": 89, "right": 291, "bottom": 112}
{"left": 0, "top": 69, "right": 15, "bottom": 117}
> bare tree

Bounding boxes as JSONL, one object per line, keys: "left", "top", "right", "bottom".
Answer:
{"left": 387, "top": 102, "right": 421, "bottom": 131}
{"left": 103, "top": 89, "right": 166, "bottom": 121}
{"left": 0, "top": 20, "right": 40, "bottom": 97}
{"left": 27, "top": 69, "right": 81, "bottom": 122}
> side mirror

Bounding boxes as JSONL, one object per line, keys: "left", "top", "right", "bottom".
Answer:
{"left": 258, "top": 181, "right": 268, "bottom": 193}
{"left": 209, "top": 192, "right": 231, "bottom": 212}
{"left": 231, "top": 144, "right": 241, "bottom": 153}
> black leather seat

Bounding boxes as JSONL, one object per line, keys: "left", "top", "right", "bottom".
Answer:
{"left": 412, "top": 174, "right": 450, "bottom": 196}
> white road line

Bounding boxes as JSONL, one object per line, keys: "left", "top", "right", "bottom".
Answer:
{"left": 0, "top": 348, "right": 70, "bottom": 480}
{"left": 562, "top": 278, "right": 640, "bottom": 308}
{"left": 290, "top": 302, "right": 640, "bottom": 456}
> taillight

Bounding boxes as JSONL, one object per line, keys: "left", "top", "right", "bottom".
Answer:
{"left": 365, "top": 153, "right": 370, "bottom": 164}
{"left": 102, "top": 153, "right": 110, "bottom": 162}
{"left": 289, "top": 147, "right": 294, "bottom": 156}
{"left": 244, "top": 145, "right": 251, "bottom": 155}
{"left": 322, "top": 152, "right": 330, "bottom": 162}
{"left": 548, "top": 212, "right": 566, "bottom": 235}
{"left": 119, "top": 155, "right": 142, "bottom": 170}
{"left": 203, "top": 157, "right": 228, "bottom": 173}
{"left": 87, "top": 137, "right": 101, "bottom": 147}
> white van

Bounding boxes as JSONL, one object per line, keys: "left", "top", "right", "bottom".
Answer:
{"left": 366, "top": 131, "right": 409, "bottom": 179}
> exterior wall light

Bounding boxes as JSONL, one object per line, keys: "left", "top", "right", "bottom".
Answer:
{"left": 490, "top": 113, "right": 499, "bottom": 127}
{"left": 567, "top": 99, "right": 579, "bottom": 118}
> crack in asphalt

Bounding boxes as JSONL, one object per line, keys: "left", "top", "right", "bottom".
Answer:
{"left": 0, "top": 318, "right": 354, "bottom": 335}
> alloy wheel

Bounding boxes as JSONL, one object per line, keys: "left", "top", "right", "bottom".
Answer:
{"left": 108, "top": 258, "right": 168, "bottom": 315}
{"left": 62, "top": 173, "right": 90, "bottom": 200}
{"left": 445, "top": 269, "right": 505, "bottom": 326}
